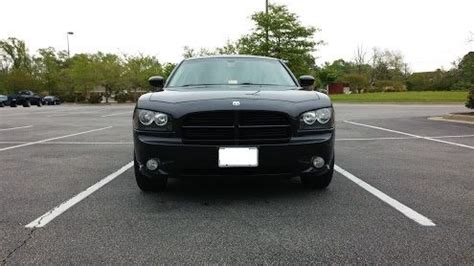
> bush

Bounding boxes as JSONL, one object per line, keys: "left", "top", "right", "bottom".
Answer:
{"left": 466, "top": 88, "right": 474, "bottom": 109}
{"left": 88, "top": 93, "right": 102, "bottom": 104}
{"left": 374, "top": 80, "right": 406, "bottom": 92}
{"left": 115, "top": 91, "right": 129, "bottom": 103}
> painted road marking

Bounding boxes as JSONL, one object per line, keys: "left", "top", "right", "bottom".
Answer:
{"left": 0, "top": 125, "right": 33, "bottom": 132}
{"left": 26, "top": 161, "right": 134, "bottom": 228}
{"left": 101, "top": 111, "right": 132, "bottom": 118}
{"left": 48, "top": 108, "right": 108, "bottom": 117}
{"left": 0, "top": 126, "right": 112, "bottom": 152}
{"left": 0, "top": 141, "right": 132, "bottom": 145}
{"left": 345, "top": 120, "right": 474, "bottom": 150}
{"left": 336, "top": 134, "right": 474, "bottom": 141}
{"left": 334, "top": 165, "right": 436, "bottom": 226}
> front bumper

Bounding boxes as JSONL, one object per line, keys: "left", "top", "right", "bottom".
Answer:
{"left": 134, "top": 131, "right": 334, "bottom": 179}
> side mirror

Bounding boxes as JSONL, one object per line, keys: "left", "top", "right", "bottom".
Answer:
{"left": 148, "top": 76, "right": 165, "bottom": 90}
{"left": 299, "top": 75, "right": 315, "bottom": 88}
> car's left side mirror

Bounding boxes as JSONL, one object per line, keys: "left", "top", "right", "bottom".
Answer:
{"left": 299, "top": 75, "right": 315, "bottom": 88}
{"left": 148, "top": 76, "right": 165, "bottom": 91}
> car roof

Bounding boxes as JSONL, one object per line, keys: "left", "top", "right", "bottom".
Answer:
{"left": 184, "top": 54, "right": 281, "bottom": 61}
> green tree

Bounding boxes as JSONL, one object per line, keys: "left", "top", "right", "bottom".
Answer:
{"left": 123, "top": 54, "right": 162, "bottom": 101}
{"left": 33, "top": 47, "right": 63, "bottom": 95}
{"left": 93, "top": 53, "right": 124, "bottom": 103}
{"left": 458, "top": 52, "right": 474, "bottom": 84}
{"left": 0, "top": 37, "right": 32, "bottom": 71}
{"left": 236, "top": 4, "right": 322, "bottom": 77}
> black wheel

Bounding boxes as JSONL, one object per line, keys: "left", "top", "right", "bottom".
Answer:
{"left": 0, "top": 102, "right": 4, "bottom": 107}
{"left": 23, "top": 100, "right": 31, "bottom": 107}
{"left": 301, "top": 156, "right": 334, "bottom": 189}
{"left": 134, "top": 155, "right": 167, "bottom": 192}
{"left": 10, "top": 102, "right": 17, "bottom": 107}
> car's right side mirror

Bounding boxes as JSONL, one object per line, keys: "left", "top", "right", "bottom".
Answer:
{"left": 299, "top": 75, "right": 315, "bottom": 88}
{"left": 148, "top": 76, "right": 165, "bottom": 91}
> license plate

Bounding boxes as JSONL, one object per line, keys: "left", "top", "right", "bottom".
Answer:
{"left": 218, "top": 147, "right": 258, "bottom": 168}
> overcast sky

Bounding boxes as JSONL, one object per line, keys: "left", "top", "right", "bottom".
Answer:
{"left": 2, "top": 0, "right": 473, "bottom": 72}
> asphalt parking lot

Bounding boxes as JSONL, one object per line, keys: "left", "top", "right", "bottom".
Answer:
{"left": 0, "top": 103, "right": 473, "bottom": 264}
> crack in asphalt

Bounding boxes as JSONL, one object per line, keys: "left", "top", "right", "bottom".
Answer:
{"left": 1, "top": 228, "right": 37, "bottom": 265}
{"left": 1, "top": 212, "right": 49, "bottom": 264}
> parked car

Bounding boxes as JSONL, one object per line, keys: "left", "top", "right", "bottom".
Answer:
{"left": 0, "top": 95, "right": 7, "bottom": 107}
{"left": 43, "top": 96, "right": 61, "bottom": 105}
{"left": 133, "top": 55, "right": 335, "bottom": 192}
{"left": 9, "top": 90, "right": 43, "bottom": 107}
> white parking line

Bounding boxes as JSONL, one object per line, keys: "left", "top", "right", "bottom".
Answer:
{"left": 101, "top": 111, "right": 132, "bottom": 118}
{"left": 0, "top": 141, "right": 132, "bottom": 145}
{"left": 0, "top": 126, "right": 112, "bottom": 152}
{"left": 26, "top": 161, "right": 134, "bottom": 228}
{"left": 336, "top": 136, "right": 415, "bottom": 141}
{"left": 0, "top": 125, "right": 33, "bottom": 132}
{"left": 48, "top": 109, "right": 108, "bottom": 117}
{"left": 334, "top": 165, "right": 436, "bottom": 226}
{"left": 345, "top": 120, "right": 474, "bottom": 150}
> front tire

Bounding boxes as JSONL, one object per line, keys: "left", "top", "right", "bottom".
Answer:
{"left": 134, "top": 155, "right": 167, "bottom": 192}
{"left": 301, "top": 157, "right": 334, "bottom": 189}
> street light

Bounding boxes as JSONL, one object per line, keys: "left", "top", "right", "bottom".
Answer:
{"left": 66, "top": 32, "right": 74, "bottom": 57}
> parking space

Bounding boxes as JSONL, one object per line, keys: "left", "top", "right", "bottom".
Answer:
{"left": 0, "top": 103, "right": 473, "bottom": 263}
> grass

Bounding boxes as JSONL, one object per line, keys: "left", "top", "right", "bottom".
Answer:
{"left": 329, "top": 91, "right": 468, "bottom": 103}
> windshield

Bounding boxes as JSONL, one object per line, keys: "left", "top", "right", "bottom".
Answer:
{"left": 167, "top": 57, "right": 297, "bottom": 89}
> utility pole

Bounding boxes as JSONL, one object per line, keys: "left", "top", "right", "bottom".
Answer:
{"left": 265, "top": 0, "right": 269, "bottom": 55}
{"left": 66, "top": 32, "right": 74, "bottom": 58}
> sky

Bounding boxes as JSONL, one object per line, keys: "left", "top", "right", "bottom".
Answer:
{"left": 1, "top": 0, "right": 473, "bottom": 72}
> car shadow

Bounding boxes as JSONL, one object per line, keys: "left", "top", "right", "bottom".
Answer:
{"left": 135, "top": 176, "right": 333, "bottom": 209}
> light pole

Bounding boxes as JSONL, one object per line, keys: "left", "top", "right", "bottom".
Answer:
{"left": 66, "top": 32, "right": 74, "bottom": 57}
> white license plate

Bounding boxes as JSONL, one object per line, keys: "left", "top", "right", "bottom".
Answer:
{"left": 218, "top": 147, "right": 258, "bottom": 168}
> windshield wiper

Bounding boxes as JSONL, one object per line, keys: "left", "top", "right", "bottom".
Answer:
{"left": 179, "top": 83, "right": 226, "bottom": 87}
{"left": 238, "top": 83, "right": 287, "bottom": 86}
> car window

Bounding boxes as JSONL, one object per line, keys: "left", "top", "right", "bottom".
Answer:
{"left": 167, "top": 58, "right": 297, "bottom": 89}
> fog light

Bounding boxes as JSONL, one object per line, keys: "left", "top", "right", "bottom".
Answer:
{"left": 312, "top": 156, "right": 325, "bottom": 168}
{"left": 146, "top": 159, "right": 159, "bottom": 171}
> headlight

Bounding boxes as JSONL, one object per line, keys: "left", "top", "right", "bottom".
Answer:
{"left": 137, "top": 110, "right": 170, "bottom": 128}
{"left": 138, "top": 110, "right": 155, "bottom": 126}
{"left": 300, "top": 108, "right": 333, "bottom": 128}
{"left": 154, "top": 113, "right": 168, "bottom": 126}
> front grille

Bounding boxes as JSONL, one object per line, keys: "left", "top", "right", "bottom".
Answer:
{"left": 182, "top": 111, "right": 291, "bottom": 144}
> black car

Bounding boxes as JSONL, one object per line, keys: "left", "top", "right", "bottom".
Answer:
{"left": 9, "top": 90, "right": 43, "bottom": 107}
{"left": 43, "top": 96, "right": 61, "bottom": 105}
{"left": 133, "top": 55, "right": 335, "bottom": 192}
{"left": 0, "top": 95, "right": 7, "bottom": 107}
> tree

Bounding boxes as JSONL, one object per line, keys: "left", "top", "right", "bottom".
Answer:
{"left": 93, "top": 53, "right": 124, "bottom": 103}
{"left": 33, "top": 47, "right": 63, "bottom": 95}
{"left": 123, "top": 54, "right": 162, "bottom": 101}
{"left": 458, "top": 52, "right": 474, "bottom": 84}
{"left": 236, "top": 4, "right": 322, "bottom": 77}
{"left": 0, "top": 37, "right": 32, "bottom": 71}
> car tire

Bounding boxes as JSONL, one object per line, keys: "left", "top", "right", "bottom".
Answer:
{"left": 10, "top": 102, "right": 17, "bottom": 107}
{"left": 0, "top": 102, "right": 4, "bottom": 107}
{"left": 23, "top": 100, "right": 31, "bottom": 107}
{"left": 134, "top": 155, "right": 167, "bottom": 192}
{"left": 300, "top": 156, "right": 334, "bottom": 189}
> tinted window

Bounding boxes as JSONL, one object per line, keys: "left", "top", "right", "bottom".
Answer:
{"left": 168, "top": 57, "right": 297, "bottom": 88}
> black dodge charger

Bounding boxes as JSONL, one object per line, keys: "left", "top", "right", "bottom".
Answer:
{"left": 133, "top": 55, "right": 335, "bottom": 191}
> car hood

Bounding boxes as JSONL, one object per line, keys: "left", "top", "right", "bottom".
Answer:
{"left": 148, "top": 89, "right": 320, "bottom": 104}
{"left": 139, "top": 88, "right": 331, "bottom": 118}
